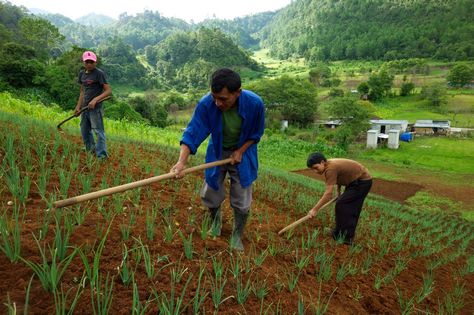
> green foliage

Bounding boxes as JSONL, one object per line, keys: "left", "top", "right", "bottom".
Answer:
{"left": 199, "top": 12, "right": 276, "bottom": 50}
{"left": 261, "top": 0, "right": 474, "bottom": 61}
{"left": 329, "top": 88, "right": 344, "bottom": 97}
{"left": 146, "top": 27, "right": 258, "bottom": 90}
{"left": 130, "top": 95, "right": 168, "bottom": 127}
{"left": 42, "top": 47, "right": 84, "bottom": 109}
{"left": 357, "top": 82, "right": 369, "bottom": 95}
{"left": 18, "top": 16, "right": 65, "bottom": 60}
{"left": 247, "top": 75, "right": 318, "bottom": 127}
{"left": 308, "top": 63, "right": 331, "bottom": 86}
{"left": 447, "top": 64, "right": 474, "bottom": 87}
{"left": 421, "top": 84, "right": 447, "bottom": 108}
{"left": 400, "top": 82, "right": 415, "bottom": 97}
{"left": 0, "top": 42, "right": 44, "bottom": 88}
{"left": 98, "top": 39, "right": 147, "bottom": 86}
{"left": 326, "top": 97, "right": 370, "bottom": 150}
{"left": 105, "top": 100, "right": 147, "bottom": 123}
{"left": 367, "top": 70, "right": 394, "bottom": 101}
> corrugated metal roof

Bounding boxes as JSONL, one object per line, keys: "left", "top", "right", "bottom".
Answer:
{"left": 414, "top": 120, "right": 450, "bottom": 128}
{"left": 370, "top": 120, "right": 408, "bottom": 124}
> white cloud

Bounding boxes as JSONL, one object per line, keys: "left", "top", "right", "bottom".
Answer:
{"left": 9, "top": 0, "right": 291, "bottom": 22}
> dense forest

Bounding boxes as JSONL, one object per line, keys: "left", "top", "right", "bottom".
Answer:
{"left": 261, "top": 0, "right": 474, "bottom": 62}
{"left": 1, "top": 0, "right": 473, "bottom": 127}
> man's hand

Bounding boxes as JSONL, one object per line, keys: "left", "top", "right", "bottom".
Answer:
{"left": 307, "top": 208, "right": 317, "bottom": 218}
{"left": 230, "top": 150, "right": 243, "bottom": 165}
{"left": 170, "top": 161, "right": 186, "bottom": 178}
{"left": 74, "top": 106, "right": 82, "bottom": 116}
{"left": 88, "top": 98, "right": 98, "bottom": 109}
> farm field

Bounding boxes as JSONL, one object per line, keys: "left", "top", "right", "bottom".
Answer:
{"left": 1, "top": 105, "right": 474, "bottom": 314}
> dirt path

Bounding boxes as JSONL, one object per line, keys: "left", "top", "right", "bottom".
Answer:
{"left": 294, "top": 162, "right": 474, "bottom": 212}
{"left": 293, "top": 169, "right": 423, "bottom": 203}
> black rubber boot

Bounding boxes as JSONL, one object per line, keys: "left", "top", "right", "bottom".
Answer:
{"left": 230, "top": 209, "right": 249, "bottom": 251}
{"left": 208, "top": 207, "right": 222, "bottom": 237}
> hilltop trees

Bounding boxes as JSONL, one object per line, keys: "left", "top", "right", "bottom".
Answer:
{"left": 145, "top": 27, "right": 258, "bottom": 90}
{"left": 261, "top": 0, "right": 474, "bottom": 62}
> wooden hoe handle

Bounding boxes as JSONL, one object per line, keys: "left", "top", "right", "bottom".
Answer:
{"left": 278, "top": 197, "right": 338, "bottom": 235}
{"left": 53, "top": 158, "right": 232, "bottom": 208}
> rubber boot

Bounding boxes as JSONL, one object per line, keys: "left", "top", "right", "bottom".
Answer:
{"left": 208, "top": 207, "right": 222, "bottom": 237}
{"left": 230, "top": 209, "right": 249, "bottom": 251}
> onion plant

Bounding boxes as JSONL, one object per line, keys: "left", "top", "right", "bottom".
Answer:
{"left": 235, "top": 273, "right": 252, "bottom": 304}
{"left": 118, "top": 243, "right": 134, "bottom": 286}
{"left": 286, "top": 268, "right": 302, "bottom": 293}
{"left": 91, "top": 272, "right": 115, "bottom": 315}
{"left": 179, "top": 231, "right": 193, "bottom": 260}
{"left": 416, "top": 271, "right": 434, "bottom": 303}
{"left": 154, "top": 273, "right": 192, "bottom": 315}
{"left": 20, "top": 235, "right": 78, "bottom": 292}
{"left": 145, "top": 207, "right": 157, "bottom": 240}
{"left": 192, "top": 265, "right": 208, "bottom": 314}
{"left": 209, "top": 271, "right": 230, "bottom": 311}
{"left": 79, "top": 219, "right": 113, "bottom": 289}
{"left": 131, "top": 278, "right": 153, "bottom": 315}
{"left": 53, "top": 278, "right": 84, "bottom": 315}
{"left": 395, "top": 287, "right": 416, "bottom": 315}
{"left": 0, "top": 208, "right": 22, "bottom": 263}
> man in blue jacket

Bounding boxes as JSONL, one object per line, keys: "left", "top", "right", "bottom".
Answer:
{"left": 171, "top": 68, "right": 265, "bottom": 251}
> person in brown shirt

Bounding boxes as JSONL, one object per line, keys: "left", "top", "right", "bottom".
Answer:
{"left": 307, "top": 152, "right": 372, "bottom": 245}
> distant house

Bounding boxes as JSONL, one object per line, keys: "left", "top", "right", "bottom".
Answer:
{"left": 370, "top": 120, "right": 409, "bottom": 134}
{"left": 413, "top": 120, "right": 450, "bottom": 135}
{"left": 323, "top": 119, "right": 343, "bottom": 129}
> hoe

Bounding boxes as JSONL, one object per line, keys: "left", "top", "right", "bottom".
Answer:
{"left": 53, "top": 158, "right": 232, "bottom": 208}
{"left": 56, "top": 96, "right": 111, "bottom": 131}
{"left": 278, "top": 197, "right": 337, "bottom": 236}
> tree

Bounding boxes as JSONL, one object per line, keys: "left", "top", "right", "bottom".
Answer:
{"left": 421, "top": 84, "right": 447, "bottom": 108}
{"left": 308, "top": 63, "right": 331, "bottom": 86}
{"left": 400, "top": 82, "right": 415, "bottom": 96}
{"left": 19, "top": 16, "right": 64, "bottom": 60}
{"left": 42, "top": 46, "right": 84, "bottom": 109}
{"left": 367, "top": 70, "right": 394, "bottom": 101}
{"left": 357, "top": 82, "right": 369, "bottom": 95}
{"left": 447, "top": 64, "right": 474, "bottom": 87}
{"left": 327, "top": 97, "right": 370, "bottom": 150}
{"left": 130, "top": 96, "right": 168, "bottom": 127}
{"left": 247, "top": 75, "right": 318, "bottom": 127}
{"left": 0, "top": 42, "right": 44, "bottom": 88}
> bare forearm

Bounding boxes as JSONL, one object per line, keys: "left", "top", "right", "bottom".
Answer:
{"left": 237, "top": 140, "right": 255, "bottom": 154}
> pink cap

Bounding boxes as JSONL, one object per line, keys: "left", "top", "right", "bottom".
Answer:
{"left": 82, "top": 51, "right": 97, "bottom": 62}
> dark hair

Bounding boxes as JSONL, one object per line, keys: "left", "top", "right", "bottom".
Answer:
{"left": 307, "top": 152, "right": 327, "bottom": 168}
{"left": 211, "top": 68, "right": 241, "bottom": 93}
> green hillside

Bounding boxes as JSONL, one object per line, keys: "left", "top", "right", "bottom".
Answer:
{"left": 261, "top": 0, "right": 474, "bottom": 61}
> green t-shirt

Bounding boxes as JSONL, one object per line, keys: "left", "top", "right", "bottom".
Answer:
{"left": 222, "top": 106, "right": 242, "bottom": 149}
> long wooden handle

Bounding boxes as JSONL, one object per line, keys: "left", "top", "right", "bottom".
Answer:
{"left": 278, "top": 197, "right": 338, "bottom": 235}
{"left": 53, "top": 158, "right": 232, "bottom": 208}
{"left": 57, "top": 96, "right": 111, "bottom": 130}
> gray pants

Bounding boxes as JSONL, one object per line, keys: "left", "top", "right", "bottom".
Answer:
{"left": 200, "top": 150, "right": 252, "bottom": 214}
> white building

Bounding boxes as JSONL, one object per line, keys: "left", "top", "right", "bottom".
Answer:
{"left": 370, "top": 119, "right": 409, "bottom": 135}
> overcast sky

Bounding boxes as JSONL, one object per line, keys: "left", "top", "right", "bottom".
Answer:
{"left": 9, "top": 0, "right": 293, "bottom": 22}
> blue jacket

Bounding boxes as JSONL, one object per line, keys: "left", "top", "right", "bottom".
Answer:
{"left": 181, "top": 90, "right": 265, "bottom": 190}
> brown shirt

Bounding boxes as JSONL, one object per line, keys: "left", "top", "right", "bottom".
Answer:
{"left": 323, "top": 158, "right": 371, "bottom": 186}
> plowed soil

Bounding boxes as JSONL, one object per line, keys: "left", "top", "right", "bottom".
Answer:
{"left": 0, "top": 133, "right": 473, "bottom": 314}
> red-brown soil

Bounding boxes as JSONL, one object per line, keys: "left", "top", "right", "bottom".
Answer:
{"left": 0, "top": 131, "right": 473, "bottom": 314}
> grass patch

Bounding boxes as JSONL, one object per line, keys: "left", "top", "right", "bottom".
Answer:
{"left": 405, "top": 191, "right": 473, "bottom": 221}
{"left": 356, "top": 136, "right": 474, "bottom": 174}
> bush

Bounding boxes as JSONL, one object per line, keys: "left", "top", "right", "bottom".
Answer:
{"left": 400, "top": 82, "right": 415, "bottom": 96}
{"left": 329, "top": 88, "right": 344, "bottom": 97}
